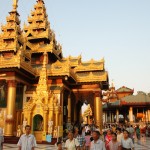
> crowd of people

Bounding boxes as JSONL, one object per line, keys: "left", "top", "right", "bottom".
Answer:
{"left": 56, "top": 123, "right": 149, "bottom": 150}
{"left": 0, "top": 122, "right": 149, "bottom": 150}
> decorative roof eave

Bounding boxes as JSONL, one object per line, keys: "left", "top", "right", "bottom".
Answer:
{"left": 0, "top": 34, "right": 23, "bottom": 43}
{"left": 28, "top": 15, "right": 46, "bottom": 23}
{"left": 120, "top": 101, "right": 150, "bottom": 106}
{"left": 24, "top": 23, "right": 47, "bottom": 31}
{"left": 0, "top": 41, "right": 20, "bottom": 52}
{"left": 74, "top": 58, "right": 105, "bottom": 72}
{"left": 82, "top": 58, "right": 104, "bottom": 64}
{"left": 76, "top": 72, "right": 108, "bottom": 83}
{"left": 20, "top": 61, "right": 35, "bottom": 76}
{"left": 62, "top": 55, "right": 81, "bottom": 67}
{"left": 6, "top": 15, "right": 20, "bottom": 23}
{"left": 74, "top": 64, "right": 104, "bottom": 72}
{"left": 25, "top": 29, "right": 51, "bottom": 40}
{"left": 0, "top": 54, "right": 35, "bottom": 76}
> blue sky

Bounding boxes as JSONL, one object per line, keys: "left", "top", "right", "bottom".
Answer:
{"left": 0, "top": 0, "right": 150, "bottom": 93}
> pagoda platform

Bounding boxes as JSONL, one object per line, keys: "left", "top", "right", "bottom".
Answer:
{"left": 4, "top": 136, "right": 57, "bottom": 145}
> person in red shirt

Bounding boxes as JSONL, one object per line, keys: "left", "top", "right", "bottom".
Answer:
{"left": 105, "top": 129, "right": 112, "bottom": 150}
{"left": 108, "top": 133, "right": 121, "bottom": 150}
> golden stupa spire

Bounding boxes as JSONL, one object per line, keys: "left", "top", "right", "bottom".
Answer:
{"left": 43, "top": 51, "right": 48, "bottom": 69}
{"left": 36, "top": 51, "right": 48, "bottom": 93}
{"left": 13, "top": 0, "right": 18, "bottom": 11}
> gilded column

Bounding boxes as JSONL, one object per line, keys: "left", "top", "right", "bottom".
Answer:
{"left": 74, "top": 104, "right": 77, "bottom": 122}
{"left": 148, "top": 110, "right": 150, "bottom": 122}
{"left": 43, "top": 111, "right": 48, "bottom": 132}
{"left": 67, "top": 95, "right": 71, "bottom": 123}
{"left": 103, "top": 112, "right": 106, "bottom": 123}
{"left": 105, "top": 112, "right": 108, "bottom": 123}
{"left": 55, "top": 111, "right": 59, "bottom": 127}
{"left": 112, "top": 113, "right": 114, "bottom": 123}
{"left": 5, "top": 80, "right": 16, "bottom": 136}
{"left": 109, "top": 112, "right": 112, "bottom": 123}
{"left": 49, "top": 106, "right": 54, "bottom": 122}
{"left": 16, "top": 111, "right": 19, "bottom": 130}
{"left": 116, "top": 109, "right": 119, "bottom": 123}
{"left": 145, "top": 111, "right": 148, "bottom": 123}
{"left": 129, "top": 107, "right": 133, "bottom": 122}
{"left": 58, "top": 92, "right": 63, "bottom": 126}
{"left": 43, "top": 110, "right": 48, "bottom": 141}
{"left": 59, "top": 113, "right": 62, "bottom": 126}
{"left": 95, "top": 92, "right": 103, "bottom": 131}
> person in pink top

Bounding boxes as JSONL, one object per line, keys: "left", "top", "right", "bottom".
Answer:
{"left": 108, "top": 133, "right": 121, "bottom": 150}
{"left": 105, "top": 129, "right": 112, "bottom": 150}
{"left": 85, "top": 130, "right": 91, "bottom": 150}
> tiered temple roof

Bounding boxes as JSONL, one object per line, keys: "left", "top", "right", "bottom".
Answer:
{"left": 0, "top": 0, "right": 35, "bottom": 75}
{"left": 121, "top": 91, "right": 150, "bottom": 105}
{"left": 0, "top": 0, "right": 109, "bottom": 89}
{"left": 0, "top": 0, "right": 23, "bottom": 53}
{"left": 116, "top": 86, "right": 134, "bottom": 94}
{"left": 23, "top": 0, "right": 62, "bottom": 58}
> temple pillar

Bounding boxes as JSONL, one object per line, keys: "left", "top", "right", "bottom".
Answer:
{"left": 103, "top": 112, "right": 106, "bottom": 123}
{"left": 146, "top": 110, "right": 148, "bottom": 123}
{"left": 67, "top": 95, "right": 71, "bottom": 123}
{"left": 112, "top": 113, "right": 114, "bottom": 123}
{"left": 60, "top": 90, "right": 64, "bottom": 125}
{"left": 74, "top": 104, "right": 77, "bottom": 122}
{"left": 16, "top": 111, "right": 19, "bottom": 130}
{"left": 148, "top": 110, "right": 150, "bottom": 122}
{"left": 49, "top": 107, "right": 54, "bottom": 122}
{"left": 5, "top": 80, "right": 16, "bottom": 136}
{"left": 105, "top": 112, "right": 108, "bottom": 123}
{"left": 55, "top": 111, "right": 59, "bottom": 127}
{"left": 95, "top": 92, "right": 103, "bottom": 130}
{"left": 129, "top": 107, "right": 133, "bottom": 122}
{"left": 43, "top": 111, "right": 48, "bottom": 132}
{"left": 116, "top": 109, "right": 119, "bottom": 123}
{"left": 109, "top": 112, "right": 112, "bottom": 123}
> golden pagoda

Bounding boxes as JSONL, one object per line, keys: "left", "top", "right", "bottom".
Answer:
{"left": 0, "top": 0, "right": 109, "bottom": 141}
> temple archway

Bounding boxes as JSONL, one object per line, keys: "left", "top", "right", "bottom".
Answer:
{"left": 33, "top": 114, "right": 43, "bottom": 131}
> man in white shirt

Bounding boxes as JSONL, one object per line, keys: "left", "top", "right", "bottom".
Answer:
{"left": 65, "top": 132, "right": 80, "bottom": 150}
{"left": 90, "top": 131, "right": 106, "bottom": 150}
{"left": 17, "top": 125, "right": 37, "bottom": 150}
{"left": 116, "top": 128, "right": 123, "bottom": 142}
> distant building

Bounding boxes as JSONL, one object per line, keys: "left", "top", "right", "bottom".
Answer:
{"left": 103, "top": 85, "right": 150, "bottom": 124}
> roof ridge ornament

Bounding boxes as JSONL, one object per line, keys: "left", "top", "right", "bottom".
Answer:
{"left": 13, "top": 0, "right": 18, "bottom": 11}
{"left": 37, "top": 0, "right": 45, "bottom": 4}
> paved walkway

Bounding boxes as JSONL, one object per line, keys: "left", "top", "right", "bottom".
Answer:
{"left": 3, "top": 137, "right": 150, "bottom": 150}
{"left": 3, "top": 144, "right": 57, "bottom": 150}
{"left": 134, "top": 137, "right": 150, "bottom": 150}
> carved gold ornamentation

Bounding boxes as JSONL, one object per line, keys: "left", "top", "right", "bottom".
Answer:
{"left": 23, "top": 52, "right": 62, "bottom": 134}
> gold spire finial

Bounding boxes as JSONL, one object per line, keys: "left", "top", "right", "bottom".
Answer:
{"left": 13, "top": 0, "right": 18, "bottom": 10}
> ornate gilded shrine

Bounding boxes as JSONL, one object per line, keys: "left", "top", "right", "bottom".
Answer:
{"left": 0, "top": 0, "right": 109, "bottom": 140}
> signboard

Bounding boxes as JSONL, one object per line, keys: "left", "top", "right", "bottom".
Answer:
{"left": 46, "top": 135, "right": 52, "bottom": 143}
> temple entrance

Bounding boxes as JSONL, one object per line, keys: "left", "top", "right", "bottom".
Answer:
{"left": 33, "top": 114, "right": 43, "bottom": 142}
{"left": 33, "top": 114, "right": 43, "bottom": 131}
